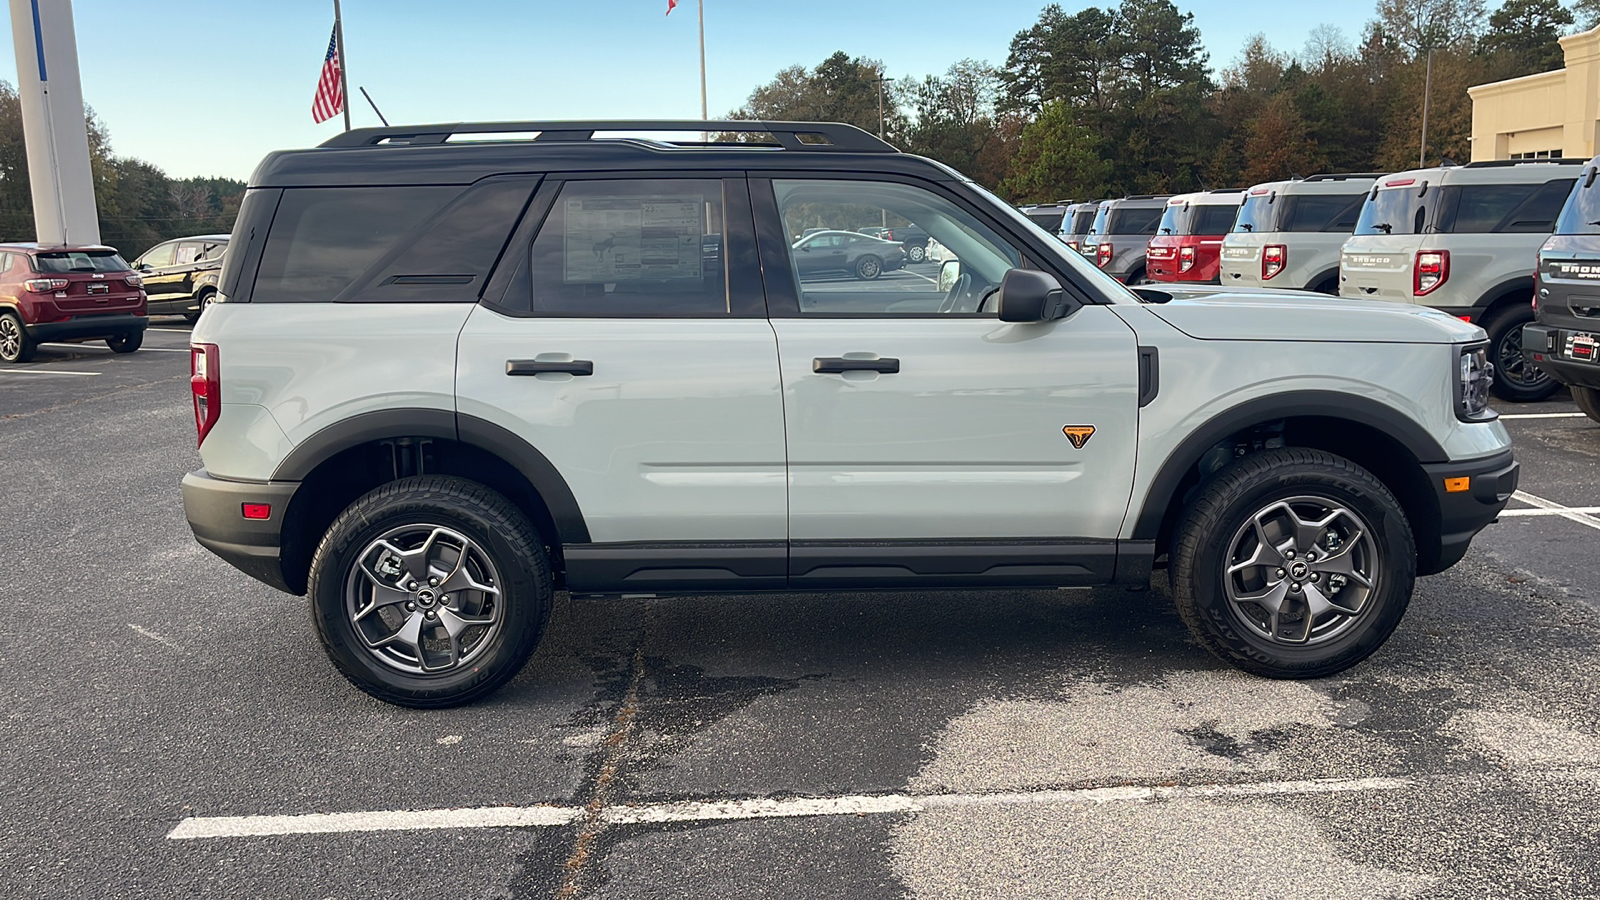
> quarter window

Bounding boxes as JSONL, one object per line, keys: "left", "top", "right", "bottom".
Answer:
{"left": 521, "top": 179, "right": 728, "bottom": 317}
{"left": 175, "top": 242, "right": 203, "bottom": 265}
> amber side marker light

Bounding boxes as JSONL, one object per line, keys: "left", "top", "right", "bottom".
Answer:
{"left": 242, "top": 503, "right": 272, "bottom": 520}
{"left": 1444, "top": 477, "right": 1471, "bottom": 494}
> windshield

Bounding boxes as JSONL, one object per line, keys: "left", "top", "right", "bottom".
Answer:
{"left": 1354, "top": 186, "right": 1429, "bottom": 236}
{"left": 31, "top": 250, "right": 130, "bottom": 273}
{"left": 1553, "top": 172, "right": 1600, "bottom": 235}
{"left": 1234, "top": 194, "right": 1276, "bottom": 233}
{"left": 966, "top": 181, "right": 1139, "bottom": 302}
{"left": 1025, "top": 209, "right": 1065, "bottom": 231}
{"left": 1107, "top": 205, "right": 1164, "bottom": 236}
{"left": 1065, "top": 208, "right": 1096, "bottom": 236}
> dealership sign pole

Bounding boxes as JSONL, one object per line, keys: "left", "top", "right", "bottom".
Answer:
{"left": 7, "top": 0, "right": 100, "bottom": 245}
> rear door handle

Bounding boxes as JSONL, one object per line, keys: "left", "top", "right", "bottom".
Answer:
{"left": 813, "top": 357, "right": 899, "bottom": 374}
{"left": 506, "top": 359, "right": 594, "bottom": 376}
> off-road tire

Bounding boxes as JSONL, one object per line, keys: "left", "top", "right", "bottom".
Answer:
{"left": 107, "top": 331, "right": 143, "bottom": 353}
{"left": 1169, "top": 448, "right": 1416, "bottom": 679}
{"left": 1483, "top": 305, "right": 1558, "bottom": 402}
{"left": 308, "top": 476, "right": 554, "bottom": 708}
{"left": 1574, "top": 385, "right": 1600, "bottom": 424}
{"left": 0, "top": 311, "right": 36, "bottom": 363}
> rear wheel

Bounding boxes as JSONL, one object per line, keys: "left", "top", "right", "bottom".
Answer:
{"left": 907, "top": 244, "right": 926, "bottom": 263}
{"left": 308, "top": 476, "right": 554, "bottom": 708}
{"left": 1170, "top": 448, "right": 1416, "bottom": 679}
{"left": 107, "top": 331, "right": 143, "bottom": 353}
{"left": 1574, "top": 386, "right": 1600, "bottom": 424}
{"left": 1484, "top": 305, "right": 1557, "bottom": 402}
{"left": 0, "top": 311, "right": 36, "bottom": 363}
{"left": 855, "top": 255, "right": 882, "bottom": 280}
{"left": 185, "top": 289, "right": 216, "bottom": 324}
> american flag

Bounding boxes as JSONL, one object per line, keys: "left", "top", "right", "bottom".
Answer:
{"left": 311, "top": 26, "right": 343, "bottom": 124}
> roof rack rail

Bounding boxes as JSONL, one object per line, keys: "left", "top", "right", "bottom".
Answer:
{"left": 1303, "top": 173, "right": 1387, "bottom": 182}
{"left": 317, "top": 120, "right": 899, "bottom": 153}
{"left": 1123, "top": 194, "right": 1168, "bottom": 200}
{"left": 1205, "top": 187, "right": 1247, "bottom": 193}
{"left": 1463, "top": 158, "right": 1588, "bottom": 168}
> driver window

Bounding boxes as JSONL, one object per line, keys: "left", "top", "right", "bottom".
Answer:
{"left": 140, "top": 243, "right": 176, "bottom": 268}
{"left": 773, "top": 179, "right": 1023, "bottom": 315}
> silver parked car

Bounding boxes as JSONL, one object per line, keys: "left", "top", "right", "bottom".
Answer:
{"left": 1220, "top": 174, "right": 1378, "bottom": 294}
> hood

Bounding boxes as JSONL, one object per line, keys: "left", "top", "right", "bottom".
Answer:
{"left": 1134, "top": 286, "right": 1483, "bottom": 344}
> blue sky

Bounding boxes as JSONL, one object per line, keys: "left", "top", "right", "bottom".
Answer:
{"left": 0, "top": 0, "right": 1374, "bottom": 181}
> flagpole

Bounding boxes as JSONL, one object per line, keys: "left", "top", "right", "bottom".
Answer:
{"left": 697, "top": 0, "right": 707, "bottom": 121}
{"left": 333, "top": 0, "right": 351, "bottom": 132}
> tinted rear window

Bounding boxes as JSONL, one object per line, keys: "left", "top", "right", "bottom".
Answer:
{"left": 1233, "top": 195, "right": 1276, "bottom": 233}
{"left": 252, "top": 186, "right": 458, "bottom": 303}
{"left": 1554, "top": 173, "right": 1599, "bottom": 235}
{"left": 1108, "top": 205, "right": 1163, "bottom": 235}
{"left": 1280, "top": 193, "right": 1366, "bottom": 232}
{"left": 1354, "top": 186, "right": 1429, "bottom": 236}
{"left": 1066, "top": 208, "right": 1096, "bottom": 235}
{"left": 1436, "top": 179, "right": 1574, "bottom": 234}
{"left": 32, "top": 250, "right": 129, "bottom": 273}
{"left": 1025, "top": 210, "right": 1064, "bottom": 231}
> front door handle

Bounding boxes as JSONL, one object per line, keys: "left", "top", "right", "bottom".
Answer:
{"left": 506, "top": 359, "right": 594, "bottom": 376}
{"left": 813, "top": 357, "right": 899, "bottom": 374}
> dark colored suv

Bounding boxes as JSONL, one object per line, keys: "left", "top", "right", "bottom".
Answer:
{"left": 1527, "top": 159, "right": 1600, "bottom": 422}
{"left": 0, "top": 243, "right": 148, "bottom": 363}
{"left": 130, "top": 234, "right": 228, "bottom": 322}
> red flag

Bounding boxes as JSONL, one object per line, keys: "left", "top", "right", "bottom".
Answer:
{"left": 666, "top": 0, "right": 677, "bottom": 14}
{"left": 312, "top": 26, "right": 343, "bottom": 124}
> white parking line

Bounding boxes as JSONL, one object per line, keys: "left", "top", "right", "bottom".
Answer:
{"left": 1500, "top": 507, "right": 1600, "bottom": 517}
{"left": 41, "top": 343, "right": 188, "bottom": 353}
{"left": 1511, "top": 491, "right": 1600, "bottom": 531}
{"left": 148, "top": 328, "right": 193, "bottom": 333}
{"left": 1499, "top": 412, "right": 1587, "bottom": 419}
{"left": 167, "top": 776, "right": 1411, "bottom": 840}
{"left": 0, "top": 369, "right": 100, "bottom": 376}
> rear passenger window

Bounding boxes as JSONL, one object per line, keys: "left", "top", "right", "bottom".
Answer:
{"left": 252, "top": 186, "right": 457, "bottom": 302}
{"left": 1281, "top": 194, "right": 1365, "bottom": 232}
{"left": 522, "top": 179, "right": 727, "bottom": 316}
{"left": 1440, "top": 180, "right": 1575, "bottom": 233}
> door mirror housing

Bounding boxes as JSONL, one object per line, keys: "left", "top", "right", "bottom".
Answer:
{"left": 996, "top": 269, "right": 1079, "bottom": 323}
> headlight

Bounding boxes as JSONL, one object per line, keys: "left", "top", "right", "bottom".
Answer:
{"left": 1457, "top": 344, "right": 1495, "bottom": 422}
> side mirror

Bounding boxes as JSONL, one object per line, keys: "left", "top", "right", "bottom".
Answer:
{"left": 996, "top": 269, "right": 1080, "bottom": 323}
{"left": 938, "top": 259, "right": 962, "bottom": 292}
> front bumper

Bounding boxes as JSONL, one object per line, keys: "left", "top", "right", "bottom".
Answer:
{"left": 28, "top": 313, "right": 147, "bottom": 342}
{"left": 1524, "top": 324, "right": 1600, "bottom": 390}
{"left": 183, "top": 469, "right": 300, "bottom": 593}
{"left": 1419, "top": 449, "right": 1518, "bottom": 576}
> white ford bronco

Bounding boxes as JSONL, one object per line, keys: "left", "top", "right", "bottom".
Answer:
{"left": 183, "top": 121, "right": 1517, "bottom": 707}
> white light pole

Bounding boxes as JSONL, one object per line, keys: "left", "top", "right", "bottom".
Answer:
{"left": 7, "top": 0, "right": 99, "bottom": 244}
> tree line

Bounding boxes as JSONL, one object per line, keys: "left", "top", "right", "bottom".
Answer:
{"left": 732, "top": 0, "right": 1593, "bottom": 203}
{"left": 0, "top": 81, "right": 244, "bottom": 259}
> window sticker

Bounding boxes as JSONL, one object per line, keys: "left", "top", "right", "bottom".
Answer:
{"left": 563, "top": 197, "right": 703, "bottom": 283}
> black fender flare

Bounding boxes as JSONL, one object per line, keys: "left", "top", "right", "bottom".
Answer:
{"left": 1129, "top": 391, "right": 1448, "bottom": 541}
{"left": 272, "top": 408, "right": 591, "bottom": 544}
{"left": 1304, "top": 267, "right": 1340, "bottom": 292}
{"left": 1473, "top": 275, "right": 1535, "bottom": 317}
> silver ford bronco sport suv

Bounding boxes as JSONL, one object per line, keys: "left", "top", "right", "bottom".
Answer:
{"left": 1079, "top": 195, "right": 1170, "bottom": 283}
{"left": 1221, "top": 174, "right": 1378, "bottom": 293}
{"left": 1340, "top": 160, "right": 1583, "bottom": 401}
{"left": 182, "top": 121, "right": 1517, "bottom": 707}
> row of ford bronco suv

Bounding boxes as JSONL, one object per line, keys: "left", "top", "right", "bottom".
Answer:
{"left": 184, "top": 121, "right": 1516, "bottom": 707}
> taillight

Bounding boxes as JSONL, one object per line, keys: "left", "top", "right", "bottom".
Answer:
{"left": 1097, "top": 243, "right": 1112, "bottom": 267}
{"left": 1414, "top": 250, "right": 1449, "bottom": 296}
{"left": 191, "top": 343, "right": 220, "bottom": 446}
{"left": 25, "top": 278, "right": 69, "bottom": 292}
{"left": 1178, "top": 246, "right": 1196, "bottom": 274}
{"left": 124, "top": 274, "right": 142, "bottom": 287}
{"left": 1262, "top": 245, "right": 1287, "bottom": 280}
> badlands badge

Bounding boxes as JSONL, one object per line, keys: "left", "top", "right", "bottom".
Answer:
{"left": 1062, "top": 425, "right": 1096, "bottom": 449}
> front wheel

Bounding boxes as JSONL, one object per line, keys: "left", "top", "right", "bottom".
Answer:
{"left": 308, "top": 476, "right": 553, "bottom": 708}
{"left": 907, "top": 244, "right": 926, "bottom": 263}
{"left": 1574, "top": 385, "right": 1600, "bottom": 424}
{"left": 1484, "top": 305, "right": 1557, "bottom": 402}
{"left": 107, "top": 331, "right": 143, "bottom": 353}
{"left": 855, "top": 255, "right": 882, "bottom": 280}
{"left": 1170, "top": 448, "right": 1416, "bottom": 679}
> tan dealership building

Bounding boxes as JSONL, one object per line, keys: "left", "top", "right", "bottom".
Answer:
{"left": 1470, "top": 25, "right": 1600, "bottom": 161}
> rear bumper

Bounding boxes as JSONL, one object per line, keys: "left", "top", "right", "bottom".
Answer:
{"left": 1524, "top": 324, "right": 1600, "bottom": 390}
{"left": 27, "top": 314, "right": 147, "bottom": 342}
{"left": 1419, "top": 449, "right": 1518, "bottom": 576}
{"left": 183, "top": 469, "right": 300, "bottom": 594}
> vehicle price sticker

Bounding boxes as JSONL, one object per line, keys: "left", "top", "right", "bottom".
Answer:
{"left": 1567, "top": 331, "right": 1598, "bottom": 364}
{"left": 564, "top": 197, "right": 703, "bottom": 283}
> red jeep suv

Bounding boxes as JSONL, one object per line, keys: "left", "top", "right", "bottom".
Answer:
{"left": 0, "top": 243, "right": 147, "bottom": 363}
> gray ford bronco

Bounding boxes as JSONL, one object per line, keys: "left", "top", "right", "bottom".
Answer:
{"left": 182, "top": 121, "right": 1517, "bottom": 707}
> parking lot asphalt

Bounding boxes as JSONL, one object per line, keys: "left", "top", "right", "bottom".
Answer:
{"left": 3, "top": 321, "right": 1599, "bottom": 899}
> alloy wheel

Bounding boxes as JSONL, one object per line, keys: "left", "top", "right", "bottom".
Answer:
{"left": 1223, "top": 496, "right": 1379, "bottom": 646}
{"left": 0, "top": 316, "right": 20, "bottom": 361}
{"left": 1495, "top": 325, "right": 1548, "bottom": 389}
